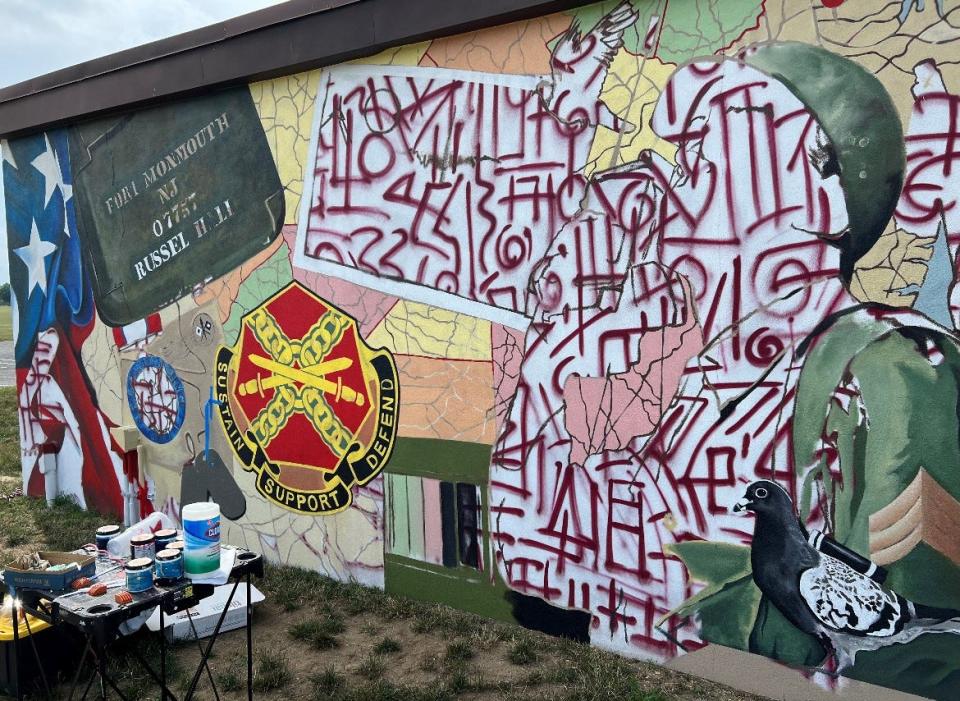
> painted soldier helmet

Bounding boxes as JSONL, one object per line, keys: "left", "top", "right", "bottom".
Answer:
{"left": 742, "top": 41, "right": 905, "bottom": 283}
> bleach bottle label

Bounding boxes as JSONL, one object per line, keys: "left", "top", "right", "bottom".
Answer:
{"left": 183, "top": 514, "right": 221, "bottom": 574}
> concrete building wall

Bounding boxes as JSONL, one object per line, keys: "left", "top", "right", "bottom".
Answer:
{"left": 3, "top": 2, "right": 959, "bottom": 698}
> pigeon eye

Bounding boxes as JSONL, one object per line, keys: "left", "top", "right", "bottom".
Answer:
{"left": 754, "top": 487, "right": 769, "bottom": 499}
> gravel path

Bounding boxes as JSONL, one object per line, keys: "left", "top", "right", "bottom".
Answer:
{"left": 0, "top": 341, "right": 14, "bottom": 387}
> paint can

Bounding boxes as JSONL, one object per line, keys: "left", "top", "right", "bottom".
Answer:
{"left": 167, "top": 540, "right": 185, "bottom": 552}
{"left": 130, "top": 533, "right": 156, "bottom": 561}
{"left": 125, "top": 558, "right": 154, "bottom": 593}
{"left": 155, "top": 529, "right": 178, "bottom": 550}
{"left": 182, "top": 502, "right": 221, "bottom": 576}
{"left": 154, "top": 549, "right": 184, "bottom": 583}
{"left": 96, "top": 525, "right": 121, "bottom": 554}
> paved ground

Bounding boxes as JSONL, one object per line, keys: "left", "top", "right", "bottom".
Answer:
{"left": 0, "top": 341, "right": 14, "bottom": 387}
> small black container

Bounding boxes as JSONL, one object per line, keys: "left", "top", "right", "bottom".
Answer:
{"left": 130, "top": 533, "right": 156, "bottom": 561}
{"left": 96, "top": 525, "right": 121, "bottom": 554}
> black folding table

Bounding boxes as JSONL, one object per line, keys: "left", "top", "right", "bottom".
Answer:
{"left": 5, "top": 547, "right": 262, "bottom": 701}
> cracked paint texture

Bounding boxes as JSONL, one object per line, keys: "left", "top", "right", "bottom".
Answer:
{"left": 251, "top": 73, "right": 321, "bottom": 225}
{"left": 420, "top": 13, "right": 569, "bottom": 74}
{"left": 283, "top": 228, "right": 399, "bottom": 336}
{"left": 221, "top": 242, "right": 294, "bottom": 346}
{"left": 563, "top": 283, "right": 702, "bottom": 466}
{"left": 491, "top": 324, "right": 524, "bottom": 436}
{"left": 10, "top": 4, "right": 960, "bottom": 699}
{"left": 221, "top": 474, "right": 385, "bottom": 587}
{"left": 194, "top": 230, "right": 289, "bottom": 327}
{"left": 395, "top": 355, "right": 496, "bottom": 443}
{"left": 366, "top": 302, "right": 492, "bottom": 361}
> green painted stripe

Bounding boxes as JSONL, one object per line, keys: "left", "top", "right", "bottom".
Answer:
{"left": 386, "top": 437, "right": 493, "bottom": 483}
{"left": 384, "top": 553, "right": 515, "bottom": 623}
{"left": 387, "top": 473, "right": 411, "bottom": 557}
{"left": 407, "top": 474, "right": 425, "bottom": 561}
{"left": 385, "top": 472, "right": 396, "bottom": 553}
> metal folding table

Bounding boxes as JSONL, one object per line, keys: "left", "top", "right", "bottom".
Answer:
{"left": 4, "top": 547, "right": 262, "bottom": 700}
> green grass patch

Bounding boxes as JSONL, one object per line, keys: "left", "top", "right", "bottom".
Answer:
{"left": 0, "top": 305, "right": 12, "bottom": 343}
{"left": 508, "top": 637, "right": 538, "bottom": 666}
{"left": 443, "top": 667, "right": 489, "bottom": 694}
{"left": 252, "top": 648, "right": 292, "bottom": 692}
{"left": 0, "top": 489, "right": 40, "bottom": 550}
{"left": 373, "top": 636, "right": 401, "bottom": 655}
{"left": 216, "top": 665, "right": 244, "bottom": 692}
{"left": 94, "top": 633, "right": 186, "bottom": 700}
{"left": 444, "top": 639, "right": 474, "bottom": 663}
{"left": 289, "top": 615, "right": 347, "bottom": 649}
{"left": 0, "top": 386, "right": 21, "bottom": 481}
{"left": 311, "top": 666, "right": 345, "bottom": 699}
{"left": 37, "top": 494, "right": 107, "bottom": 550}
{"left": 0, "top": 491, "right": 106, "bottom": 556}
{"left": 340, "top": 679, "right": 453, "bottom": 701}
{"left": 357, "top": 653, "right": 386, "bottom": 680}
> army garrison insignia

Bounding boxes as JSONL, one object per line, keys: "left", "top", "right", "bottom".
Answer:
{"left": 215, "top": 282, "right": 398, "bottom": 515}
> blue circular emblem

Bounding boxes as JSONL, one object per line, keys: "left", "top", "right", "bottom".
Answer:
{"left": 126, "top": 355, "right": 186, "bottom": 444}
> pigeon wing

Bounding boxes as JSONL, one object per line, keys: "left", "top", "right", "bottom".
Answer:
{"left": 799, "top": 553, "right": 906, "bottom": 637}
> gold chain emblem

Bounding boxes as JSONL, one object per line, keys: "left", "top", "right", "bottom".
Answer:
{"left": 240, "top": 306, "right": 359, "bottom": 457}
{"left": 215, "top": 281, "right": 399, "bottom": 516}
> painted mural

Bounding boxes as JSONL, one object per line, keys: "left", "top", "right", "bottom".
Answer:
{"left": 3, "top": 1, "right": 960, "bottom": 698}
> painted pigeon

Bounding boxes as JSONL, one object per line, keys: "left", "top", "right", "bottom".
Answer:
{"left": 733, "top": 479, "right": 960, "bottom": 670}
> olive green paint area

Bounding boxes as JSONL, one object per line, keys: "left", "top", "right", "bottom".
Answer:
{"left": 383, "top": 437, "right": 515, "bottom": 622}
{"left": 742, "top": 42, "right": 905, "bottom": 279}
{"left": 68, "top": 87, "right": 284, "bottom": 326}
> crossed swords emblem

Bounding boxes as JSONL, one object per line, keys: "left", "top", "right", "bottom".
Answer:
{"left": 237, "top": 306, "right": 369, "bottom": 458}
{"left": 238, "top": 354, "right": 365, "bottom": 407}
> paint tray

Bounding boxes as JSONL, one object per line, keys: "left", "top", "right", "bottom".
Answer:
{"left": 2, "top": 552, "right": 96, "bottom": 593}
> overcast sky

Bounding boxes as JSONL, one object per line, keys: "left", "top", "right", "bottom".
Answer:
{"left": 0, "top": 0, "right": 289, "bottom": 285}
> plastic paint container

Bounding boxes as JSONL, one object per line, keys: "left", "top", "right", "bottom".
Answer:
{"left": 154, "top": 549, "right": 184, "bottom": 583}
{"left": 125, "top": 558, "right": 154, "bottom": 593}
{"left": 130, "top": 533, "right": 156, "bottom": 561}
{"left": 182, "top": 502, "right": 221, "bottom": 576}
{"left": 96, "top": 525, "right": 121, "bottom": 554}
{"left": 155, "top": 529, "right": 178, "bottom": 550}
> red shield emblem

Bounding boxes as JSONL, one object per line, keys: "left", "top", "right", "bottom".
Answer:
{"left": 216, "top": 282, "right": 398, "bottom": 515}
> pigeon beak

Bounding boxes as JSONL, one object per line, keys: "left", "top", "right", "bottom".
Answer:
{"left": 732, "top": 497, "right": 752, "bottom": 513}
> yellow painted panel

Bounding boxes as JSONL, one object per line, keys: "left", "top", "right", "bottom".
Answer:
{"left": 366, "top": 301, "right": 492, "bottom": 360}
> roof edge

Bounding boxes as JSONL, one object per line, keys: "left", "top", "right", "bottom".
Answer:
{"left": 0, "top": 0, "right": 593, "bottom": 139}
{"left": 0, "top": 0, "right": 359, "bottom": 104}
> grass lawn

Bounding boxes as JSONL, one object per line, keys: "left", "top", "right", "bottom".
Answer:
{"left": 0, "top": 386, "right": 762, "bottom": 701}
{"left": 0, "top": 305, "right": 11, "bottom": 343}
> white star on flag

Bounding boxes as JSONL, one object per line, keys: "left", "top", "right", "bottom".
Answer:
{"left": 30, "top": 135, "right": 63, "bottom": 209}
{"left": 15, "top": 220, "right": 58, "bottom": 296}
{"left": 61, "top": 180, "right": 73, "bottom": 238}
{"left": 1, "top": 139, "right": 17, "bottom": 170}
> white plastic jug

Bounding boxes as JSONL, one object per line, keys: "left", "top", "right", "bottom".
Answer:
{"left": 105, "top": 511, "right": 178, "bottom": 559}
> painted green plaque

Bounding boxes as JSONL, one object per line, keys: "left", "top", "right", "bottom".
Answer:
{"left": 68, "top": 87, "right": 284, "bottom": 326}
